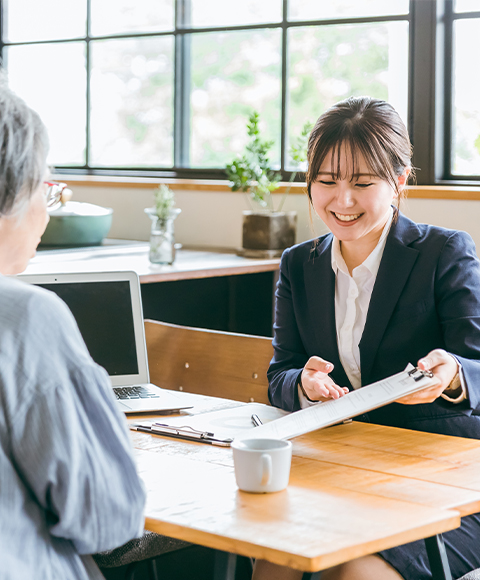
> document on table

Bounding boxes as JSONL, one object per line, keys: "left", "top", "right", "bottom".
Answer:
{"left": 132, "top": 402, "right": 289, "bottom": 443}
{"left": 236, "top": 365, "right": 440, "bottom": 442}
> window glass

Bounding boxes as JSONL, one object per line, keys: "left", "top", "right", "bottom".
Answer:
{"left": 289, "top": 0, "right": 409, "bottom": 21}
{"left": 90, "top": 36, "right": 174, "bottom": 167}
{"left": 2, "top": 0, "right": 412, "bottom": 174}
{"left": 190, "top": 29, "right": 281, "bottom": 168}
{"left": 287, "top": 21, "right": 409, "bottom": 168}
{"left": 6, "top": 43, "right": 87, "bottom": 166}
{"left": 90, "top": 0, "right": 174, "bottom": 36}
{"left": 4, "top": 0, "right": 86, "bottom": 42}
{"left": 452, "top": 19, "right": 480, "bottom": 175}
{"left": 189, "top": 0, "right": 282, "bottom": 28}
{"left": 454, "top": 0, "right": 480, "bottom": 12}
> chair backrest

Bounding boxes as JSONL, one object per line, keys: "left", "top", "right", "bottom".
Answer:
{"left": 144, "top": 319, "right": 273, "bottom": 404}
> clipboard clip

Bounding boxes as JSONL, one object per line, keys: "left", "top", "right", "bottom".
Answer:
{"left": 408, "top": 367, "right": 434, "bottom": 381}
{"left": 150, "top": 423, "right": 234, "bottom": 446}
{"left": 153, "top": 423, "right": 215, "bottom": 439}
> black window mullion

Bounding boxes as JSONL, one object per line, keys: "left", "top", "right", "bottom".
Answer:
{"left": 174, "top": 0, "right": 191, "bottom": 168}
{"left": 85, "top": 0, "right": 91, "bottom": 169}
{"left": 442, "top": 0, "right": 454, "bottom": 179}
{"left": 0, "top": 2, "right": 4, "bottom": 65}
{"left": 409, "top": 0, "right": 438, "bottom": 185}
{"left": 280, "top": 0, "right": 288, "bottom": 172}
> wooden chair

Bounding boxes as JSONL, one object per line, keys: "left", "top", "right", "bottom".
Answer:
{"left": 144, "top": 320, "right": 273, "bottom": 405}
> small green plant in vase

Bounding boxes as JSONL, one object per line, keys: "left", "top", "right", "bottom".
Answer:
{"left": 154, "top": 184, "right": 176, "bottom": 221}
{"left": 145, "top": 184, "right": 181, "bottom": 265}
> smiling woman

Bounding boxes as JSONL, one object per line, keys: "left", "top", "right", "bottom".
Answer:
{"left": 310, "top": 150, "right": 408, "bottom": 271}
{"left": 256, "top": 96, "right": 480, "bottom": 580}
{"left": 306, "top": 98, "right": 412, "bottom": 271}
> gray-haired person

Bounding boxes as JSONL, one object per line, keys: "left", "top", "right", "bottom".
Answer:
{"left": 0, "top": 81, "right": 146, "bottom": 577}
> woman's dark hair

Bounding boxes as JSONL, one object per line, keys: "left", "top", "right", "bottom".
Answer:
{"left": 306, "top": 96, "right": 413, "bottom": 208}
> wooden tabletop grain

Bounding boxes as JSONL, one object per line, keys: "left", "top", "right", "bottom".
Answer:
{"left": 129, "top": 400, "right": 480, "bottom": 572}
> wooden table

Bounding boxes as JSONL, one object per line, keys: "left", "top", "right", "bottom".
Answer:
{"left": 130, "top": 400, "right": 480, "bottom": 580}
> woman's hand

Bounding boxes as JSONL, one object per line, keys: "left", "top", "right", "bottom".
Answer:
{"left": 300, "top": 356, "right": 349, "bottom": 402}
{"left": 396, "top": 349, "right": 459, "bottom": 405}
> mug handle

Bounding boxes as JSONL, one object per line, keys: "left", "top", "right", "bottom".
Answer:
{"left": 260, "top": 454, "right": 272, "bottom": 486}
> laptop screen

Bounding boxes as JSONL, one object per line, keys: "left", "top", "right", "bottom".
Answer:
{"left": 38, "top": 280, "right": 139, "bottom": 376}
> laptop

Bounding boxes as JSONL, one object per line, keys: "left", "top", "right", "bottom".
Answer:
{"left": 18, "top": 271, "right": 193, "bottom": 414}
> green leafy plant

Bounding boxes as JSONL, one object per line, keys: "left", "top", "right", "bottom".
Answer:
{"left": 153, "top": 184, "right": 176, "bottom": 221}
{"left": 225, "top": 111, "right": 281, "bottom": 211}
{"left": 226, "top": 113, "right": 312, "bottom": 212}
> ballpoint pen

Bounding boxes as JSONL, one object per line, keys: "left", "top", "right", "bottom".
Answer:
{"left": 251, "top": 413, "right": 263, "bottom": 427}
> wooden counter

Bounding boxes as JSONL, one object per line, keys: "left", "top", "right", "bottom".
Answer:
{"left": 25, "top": 241, "right": 280, "bottom": 336}
{"left": 26, "top": 241, "right": 280, "bottom": 284}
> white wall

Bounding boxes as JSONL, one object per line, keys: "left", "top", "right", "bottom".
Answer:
{"left": 71, "top": 184, "right": 480, "bottom": 250}
{"left": 401, "top": 197, "right": 480, "bottom": 250}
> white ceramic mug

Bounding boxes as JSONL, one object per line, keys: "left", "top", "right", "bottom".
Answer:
{"left": 231, "top": 438, "right": 292, "bottom": 493}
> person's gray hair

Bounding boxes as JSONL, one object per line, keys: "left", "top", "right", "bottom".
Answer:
{"left": 0, "top": 74, "right": 49, "bottom": 217}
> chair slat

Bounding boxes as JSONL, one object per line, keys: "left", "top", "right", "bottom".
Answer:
{"left": 145, "top": 320, "right": 273, "bottom": 404}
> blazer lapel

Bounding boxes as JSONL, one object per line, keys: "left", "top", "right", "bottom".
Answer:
{"left": 304, "top": 236, "right": 351, "bottom": 389}
{"left": 359, "top": 213, "right": 421, "bottom": 383}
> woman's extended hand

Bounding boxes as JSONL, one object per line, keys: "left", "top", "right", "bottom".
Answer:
{"left": 396, "top": 349, "right": 458, "bottom": 405}
{"left": 301, "top": 356, "right": 349, "bottom": 402}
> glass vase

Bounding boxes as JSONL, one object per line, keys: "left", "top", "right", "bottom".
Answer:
{"left": 144, "top": 207, "right": 181, "bottom": 265}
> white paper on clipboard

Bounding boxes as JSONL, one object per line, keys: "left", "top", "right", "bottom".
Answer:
{"left": 235, "top": 364, "right": 440, "bottom": 442}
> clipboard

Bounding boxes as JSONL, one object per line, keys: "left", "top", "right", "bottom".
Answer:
{"left": 235, "top": 364, "right": 440, "bottom": 442}
{"left": 130, "top": 402, "right": 289, "bottom": 446}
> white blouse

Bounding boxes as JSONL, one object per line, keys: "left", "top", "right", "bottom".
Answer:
{"left": 332, "top": 209, "right": 393, "bottom": 390}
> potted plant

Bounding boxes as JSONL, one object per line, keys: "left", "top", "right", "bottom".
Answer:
{"left": 226, "top": 112, "right": 310, "bottom": 258}
{"left": 144, "top": 184, "right": 181, "bottom": 264}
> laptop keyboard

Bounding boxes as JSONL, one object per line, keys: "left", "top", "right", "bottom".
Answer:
{"left": 113, "top": 386, "right": 160, "bottom": 400}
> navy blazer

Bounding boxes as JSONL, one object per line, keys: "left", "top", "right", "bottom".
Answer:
{"left": 268, "top": 212, "right": 480, "bottom": 438}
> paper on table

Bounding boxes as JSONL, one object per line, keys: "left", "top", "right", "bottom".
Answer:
{"left": 138, "top": 402, "right": 289, "bottom": 441}
{"left": 235, "top": 365, "right": 440, "bottom": 442}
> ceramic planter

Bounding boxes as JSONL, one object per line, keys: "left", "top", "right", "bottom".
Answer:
{"left": 241, "top": 210, "right": 297, "bottom": 258}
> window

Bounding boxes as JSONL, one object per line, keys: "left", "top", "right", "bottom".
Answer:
{"left": 1, "top": 0, "right": 414, "bottom": 180}
{"left": 3, "top": 1, "right": 472, "bottom": 185}
{"left": 451, "top": 0, "right": 480, "bottom": 177}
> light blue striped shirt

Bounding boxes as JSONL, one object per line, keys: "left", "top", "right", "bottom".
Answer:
{"left": 0, "top": 275, "right": 146, "bottom": 579}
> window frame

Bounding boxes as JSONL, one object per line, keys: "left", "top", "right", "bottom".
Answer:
{"left": 440, "top": 3, "right": 480, "bottom": 182}
{"left": 0, "top": 0, "right": 470, "bottom": 186}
